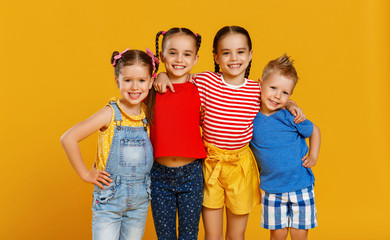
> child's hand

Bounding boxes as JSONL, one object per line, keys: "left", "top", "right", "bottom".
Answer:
{"left": 285, "top": 100, "right": 306, "bottom": 124}
{"left": 82, "top": 168, "right": 112, "bottom": 189}
{"left": 154, "top": 73, "right": 175, "bottom": 93}
{"left": 200, "top": 106, "right": 206, "bottom": 126}
{"left": 189, "top": 73, "right": 198, "bottom": 82}
{"left": 302, "top": 155, "right": 317, "bottom": 168}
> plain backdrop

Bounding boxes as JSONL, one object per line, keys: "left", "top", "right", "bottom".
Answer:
{"left": 1, "top": 0, "right": 389, "bottom": 239}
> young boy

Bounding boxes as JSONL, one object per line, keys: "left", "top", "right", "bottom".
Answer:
{"left": 250, "top": 54, "right": 321, "bottom": 240}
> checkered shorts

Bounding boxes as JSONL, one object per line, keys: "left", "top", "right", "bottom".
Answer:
{"left": 261, "top": 185, "right": 317, "bottom": 230}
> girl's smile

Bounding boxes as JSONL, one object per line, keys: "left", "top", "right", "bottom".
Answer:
{"left": 214, "top": 33, "right": 252, "bottom": 84}
{"left": 116, "top": 64, "right": 153, "bottom": 115}
{"left": 161, "top": 34, "right": 198, "bottom": 83}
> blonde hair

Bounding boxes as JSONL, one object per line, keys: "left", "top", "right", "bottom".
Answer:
{"left": 262, "top": 53, "right": 298, "bottom": 85}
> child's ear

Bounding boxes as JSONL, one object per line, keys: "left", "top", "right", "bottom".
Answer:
{"left": 149, "top": 76, "right": 154, "bottom": 90}
{"left": 258, "top": 78, "right": 263, "bottom": 91}
{"left": 115, "top": 77, "right": 119, "bottom": 88}
{"left": 249, "top": 49, "right": 253, "bottom": 61}
{"left": 194, "top": 54, "right": 199, "bottom": 65}
{"left": 159, "top": 52, "right": 164, "bottom": 63}
{"left": 213, "top": 53, "right": 219, "bottom": 65}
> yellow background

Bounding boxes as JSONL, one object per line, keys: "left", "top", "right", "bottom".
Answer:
{"left": 1, "top": 0, "right": 389, "bottom": 239}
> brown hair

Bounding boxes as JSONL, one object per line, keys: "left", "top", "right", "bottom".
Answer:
{"left": 262, "top": 53, "right": 298, "bottom": 86}
{"left": 110, "top": 49, "right": 159, "bottom": 125}
{"left": 213, "top": 26, "right": 253, "bottom": 78}
{"left": 154, "top": 27, "right": 202, "bottom": 73}
{"left": 145, "top": 27, "right": 201, "bottom": 126}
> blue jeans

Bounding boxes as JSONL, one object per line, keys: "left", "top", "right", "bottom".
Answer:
{"left": 92, "top": 176, "right": 151, "bottom": 240}
{"left": 151, "top": 159, "right": 204, "bottom": 240}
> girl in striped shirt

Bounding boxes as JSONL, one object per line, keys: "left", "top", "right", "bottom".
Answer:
{"left": 155, "top": 26, "right": 304, "bottom": 240}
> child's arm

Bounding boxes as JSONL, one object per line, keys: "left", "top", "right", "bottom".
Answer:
{"left": 285, "top": 99, "right": 306, "bottom": 124}
{"left": 154, "top": 72, "right": 175, "bottom": 93}
{"left": 60, "top": 106, "right": 113, "bottom": 189}
{"left": 302, "top": 123, "right": 321, "bottom": 168}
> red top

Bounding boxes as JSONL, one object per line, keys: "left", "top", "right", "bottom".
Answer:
{"left": 150, "top": 82, "right": 207, "bottom": 158}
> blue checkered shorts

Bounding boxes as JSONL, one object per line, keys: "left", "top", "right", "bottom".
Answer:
{"left": 261, "top": 185, "right": 317, "bottom": 230}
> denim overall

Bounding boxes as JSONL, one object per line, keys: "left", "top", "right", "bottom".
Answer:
{"left": 92, "top": 102, "right": 153, "bottom": 240}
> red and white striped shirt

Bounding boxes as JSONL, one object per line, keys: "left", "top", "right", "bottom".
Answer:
{"left": 194, "top": 71, "right": 261, "bottom": 150}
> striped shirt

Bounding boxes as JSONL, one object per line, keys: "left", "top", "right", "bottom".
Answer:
{"left": 194, "top": 71, "right": 261, "bottom": 150}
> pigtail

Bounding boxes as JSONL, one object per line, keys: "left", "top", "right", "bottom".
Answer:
{"left": 196, "top": 33, "right": 202, "bottom": 51}
{"left": 214, "top": 59, "right": 220, "bottom": 74}
{"left": 245, "top": 60, "right": 252, "bottom": 78}
{"left": 111, "top": 51, "right": 120, "bottom": 66}
{"left": 155, "top": 31, "right": 164, "bottom": 73}
{"left": 111, "top": 51, "right": 121, "bottom": 76}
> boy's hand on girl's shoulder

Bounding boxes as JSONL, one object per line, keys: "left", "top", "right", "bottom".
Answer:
{"left": 82, "top": 168, "right": 112, "bottom": 189}
{"left": 302, "top": 155, "right": 317, "bottom": 168}
{"left": 285, "top": 101, "right": 306, "bottom": 124}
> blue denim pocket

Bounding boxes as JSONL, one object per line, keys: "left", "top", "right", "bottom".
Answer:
{"left": 93, "top": 185, "right": 116, "bottom": 204}
{"left": 120, "top": 139, "right": 146, "bottom": 167}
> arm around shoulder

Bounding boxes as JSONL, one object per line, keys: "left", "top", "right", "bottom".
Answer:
{"left": 60, "top": 106, "right": 113, "bottom": 189}
{"left": 302, "top": 123, "right": 321, "bottom": 168}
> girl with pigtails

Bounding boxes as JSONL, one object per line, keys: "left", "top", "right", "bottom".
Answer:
{"left": 149, "top": 27, "right": 206, "bottom": 240}
{"left": 61, "top": 48, "right": 158, "bottom": 240}
{"left": 154, "top": 26, "right": 306, "bottom": 240}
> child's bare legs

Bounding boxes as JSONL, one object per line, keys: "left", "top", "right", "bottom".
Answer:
{"left": 270, "top": 228, "right": 308, "bottom": 240}
{"left": 226, "top": 208, "right": 248, "bottom": 240}
{"left": 203, "top": 207, "right": 224, "bottom": 240}
{"left": 270, "top": 229, "right": 288, "bottom": 240}
{"left": 203, "top": 207, "right": 249, "bottom": 240}
{"left": 290, "top": 228, "right": 308, "bottom": 240}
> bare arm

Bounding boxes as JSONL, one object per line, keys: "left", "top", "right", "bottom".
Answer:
{"left": 153, "top": 72, "right": 175, "bottom": 93}
{"left": 285, "top": 99, "right": 306, "bottom": 124}
{"left": 302, "top": 123, "right": 321, "bottom": 168}
{"left": 60, "top": 106, "right": 113, "bottom": 189}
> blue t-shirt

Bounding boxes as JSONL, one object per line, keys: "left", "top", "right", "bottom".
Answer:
{"left": 250, "top": 109, "right": 315, "bottom": 193}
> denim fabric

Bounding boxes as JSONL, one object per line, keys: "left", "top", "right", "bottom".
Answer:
{"left": 151, "top": 159, "right": 204, "bottom": 240}
{"left": 92, "top": 102, "right": 153, "bottom": 240}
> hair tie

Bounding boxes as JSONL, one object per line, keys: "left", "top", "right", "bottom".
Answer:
{"left": 194, "top": 33, "right": 198, "bottom": 37}
{"left": 162, "top": 31, "right": 166, "bottom": 35}
{"left": 112, "top": 48, "right": 129, "bottom": 67}
{"left": 146, "top": 48, "right": 160, "bottom": 77}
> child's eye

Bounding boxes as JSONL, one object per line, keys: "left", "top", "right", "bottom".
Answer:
{"left": 283, "top": 91, "right": 289, "bottom": 95}
{"left": 124, "top": 79, "right": 131, "bottom": 82}
{"left": 169, "top": 52, "right": 176, "bottom": 55}
{"left": 139, "top": 79, "right": 146, "bottom": 83}
{"left": 270, "top": 86, "right": 276, "bottom": 90}
{"left": 238, "top": 51, "right": 245, "bottom": 54}
{"left": 185, "top": 53, "right": 192, "bottom": 57}
{"left": 222, "top": 52, "right": 230, "bottom": 55}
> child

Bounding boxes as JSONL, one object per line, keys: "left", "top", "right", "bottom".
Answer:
{"left": 250, "top": 54, "right": 321, "bottom": 240}
{"left": 60, "top": 48, "right": 158, "bottom": 240}
{"left": 155, "top": 26, "right": 305, "bottom": 240}
{"left": 149, "top": 27, "right": 207, "bottom": 240}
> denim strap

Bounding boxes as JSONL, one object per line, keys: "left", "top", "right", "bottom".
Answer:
{"left": 109, "top": 102, "right": 122, "bottom": 130}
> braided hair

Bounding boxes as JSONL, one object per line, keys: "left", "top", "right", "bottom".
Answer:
{"left": 155, "top": 27, "right": 202, "bottom": 69}
{"left": 212, "top": 26, "right": 253, "bottom": 78}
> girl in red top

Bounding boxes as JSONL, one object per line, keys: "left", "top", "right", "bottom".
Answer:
{"left": 148, "top": 28, "right": 206, "bottom": 240}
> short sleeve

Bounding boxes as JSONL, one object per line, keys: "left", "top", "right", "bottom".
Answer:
{"left": 283, "top": 109, "right": 313, "bottom": 138}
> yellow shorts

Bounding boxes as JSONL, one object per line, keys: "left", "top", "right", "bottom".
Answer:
{"left": 202, "top": 141, "right": 261, "bottom": 215}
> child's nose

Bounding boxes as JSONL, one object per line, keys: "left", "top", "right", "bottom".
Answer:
{"left": 130, "top": 82, "right": 139, "bottom": 89}
{"left": 176, "top": 54, "right": 183, "bottom": 62}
